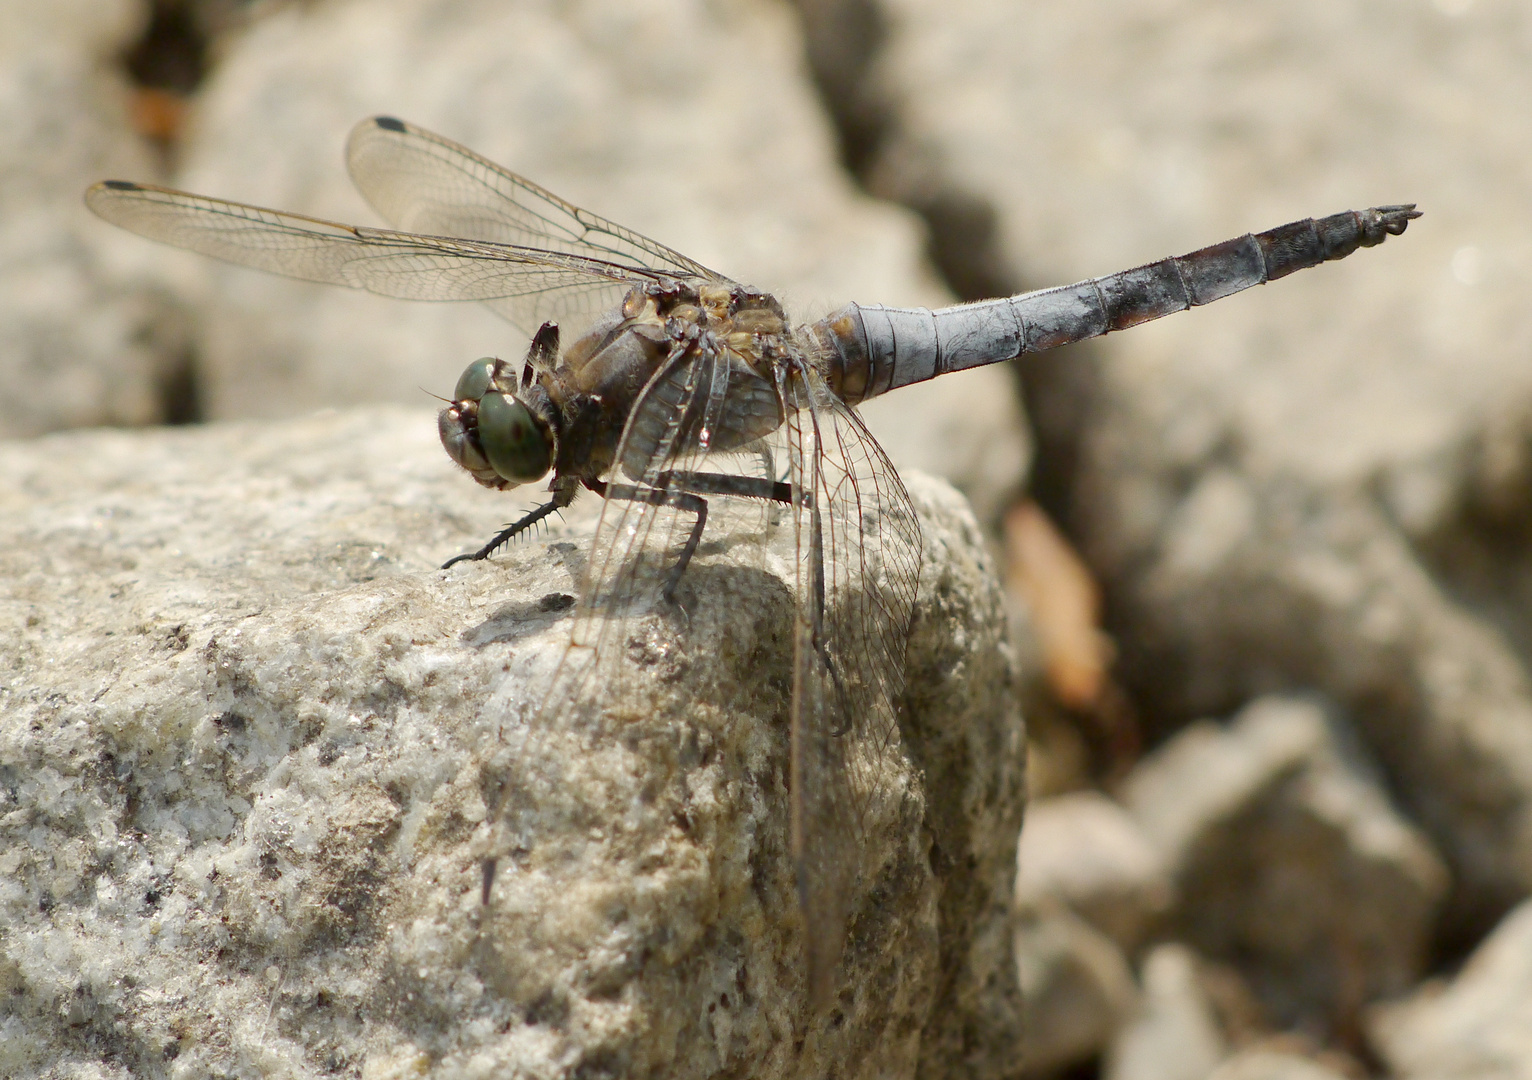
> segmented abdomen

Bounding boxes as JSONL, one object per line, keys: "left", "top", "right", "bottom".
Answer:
{"left": 807, "top": 205, "right": 1418, "bottom": 405}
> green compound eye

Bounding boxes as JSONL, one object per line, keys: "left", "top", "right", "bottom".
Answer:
{"left": 454, "top": 357, "right": 499, "bottom": 403}
{"left": 477, "top": 392, "right": 552, "bottom": 483}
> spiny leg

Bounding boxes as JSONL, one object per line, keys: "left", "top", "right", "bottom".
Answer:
{"left": 651, "top": 471, "right": 802, "bottom": 602}
{"left": 585, "top": 478, "right": 706, "bottom": 604}
{"left": 443, "top": 498, "right": 564, "bottom": 569}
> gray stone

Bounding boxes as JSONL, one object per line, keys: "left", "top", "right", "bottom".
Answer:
{"left": 1367, "top": 898, "right": 1532, "bottom": 1080}
{"left": 1121, "top": 696, "right": 1448, "bottom": 1036}
{"left": 811, "top": 0, "right": 1532, "bottom": 940}
{"left": 1015, "top": 791, "right": 1172, "bottom": 953}
{"left": 0, "top": 407, "right": 1024, "bottom": 1079}
{"left": 1104, "top": 943, "right": 1228, "bottom": 1080}
{"left": 1013, "top": 901, "right": 1136, "bottom": 1076}
{"left": 0, "top": 0, "right": 197, "bottom": 439}
{"left": 126, "top": 0, "right": 1027, "bottom": 525}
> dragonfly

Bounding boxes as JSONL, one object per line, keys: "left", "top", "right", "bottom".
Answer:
{"left": 86, "top": 116, "right": 1418, "bottom": 1005}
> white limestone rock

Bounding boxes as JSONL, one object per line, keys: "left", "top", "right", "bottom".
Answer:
{"left": 1015, "top": 790, "right": 1172, "bottom": 953}
{"left": 1013, "top": 902, "right": 1135, "bottom": 1077}
{"left": 1367, "top": 898, "right": 1532, "bottom": 1080}
{"left": 0, "top": 0, "right": 195, "bottom": 438}
{"left": 1121, "top": 696, "right": 1448, "bottom": 1037}
{"left": 1104, "top": 944, "right": 1227, "bottom": 1080}
{"left": 1207, "top": 1049, "right": 1350, "bottom": 1080}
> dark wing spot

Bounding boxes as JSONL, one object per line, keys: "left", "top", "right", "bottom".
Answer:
{"left": 374, "top": 116, "right": 407, "bottom": 132}
{"left": 102, "top": 180, "right": 140, "bottom": 190}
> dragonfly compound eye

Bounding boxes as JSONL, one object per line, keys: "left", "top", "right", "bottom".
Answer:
{"left": 454, "top": 357, "right": 500, "bottom": 403}
{"left": 477, "top": 391, "right": 553, "bottom": 483}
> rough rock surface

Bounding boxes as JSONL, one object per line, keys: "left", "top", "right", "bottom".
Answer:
{"left": 0, "top": 0, "right": 195, "bottom": 439}
{"left": 1015, "top": 790, "right": 1171, "bottom": 953}
{"left": 1120, "top": 696, "right": 1448, "bottom": 1036}
{"left": 0, "top": 407, "right": 1024, "bottom": 1079}
{"left": 102, "top": 0, "right": 1027, "bottom": 529}
{"left": 1367, "top": 898, "right": 1532, "bottom": 1080}
{"left": 841, "top": 0, "right": 1532, "bottom": 941}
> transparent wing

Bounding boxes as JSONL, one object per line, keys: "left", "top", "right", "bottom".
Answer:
{"left": 542, "top": 336, "right": 788, "bottom": 712}
{"left": 345, "top": 116, "right": 734, "bottom": 337}
{"left": 475, "top": 333, "right": 920, "bottom": 1003}
{"left": 558, "top": 351, "right": 921, "bottom": 1004}
{"left": 346, "top": 116, "right": 724, "bottom": 277}
{"left": 775, "top": 363, "right": 923, "bottom": 1004}
{"left": 85, "top": 180, "right": 707, "bottom": 330}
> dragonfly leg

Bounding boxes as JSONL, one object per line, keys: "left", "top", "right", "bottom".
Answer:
{"left": 651, "top": 471, "right": 793, "bottom": 504}
{"left": 650, "top": 472, "right": 799, "bottom": 601}
{"left": 590, "top": 480, "right": 709, "bottom": 603}
{"left": 442, "top": 498, "right": 564, "bottom": 569}
{"left": 592, "top": 472, "right": 794, "bottom": 603}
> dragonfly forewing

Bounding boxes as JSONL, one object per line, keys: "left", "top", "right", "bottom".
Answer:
{"left": 84, "top": 178, "right": 697, "bottom": 337}
{"left": 345, "top": 116, "right": 730, "bottom": 339}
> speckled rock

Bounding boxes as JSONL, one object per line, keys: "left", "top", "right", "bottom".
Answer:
{"left": 1120, "top": 696, "right": 1448, "bottom": 1037}
{"left": 842, "top": 0, "right": 1532, "bottom": 941}
{"left": 1367, "top": 898, "right": 1532, "bottom": 1080}
{"left": 0, "top": 406, "right": 1023, "bottom": 1079}
{"left": 0, "top": 0, "right": 197, "bottom": 438}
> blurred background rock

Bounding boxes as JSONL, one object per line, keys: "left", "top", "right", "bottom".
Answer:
{"left": 5, "top": 0, "right": 1532, "bottom": 1076}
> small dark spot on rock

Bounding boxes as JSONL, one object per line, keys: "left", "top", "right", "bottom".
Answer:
{"left": 539, "top": 592, "right": 576, "bottom": 612}
{"left": 298, "top": 716, "right": 324, "bottom": 746}
{"left": 213, "top": 711, "right": 246, "bottom": 733}
{"left": 524, "top": 987, "right": 569, "bottom": 1028}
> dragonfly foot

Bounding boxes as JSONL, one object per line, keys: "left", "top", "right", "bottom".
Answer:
{"left": 661, "top": 584, "right": 695, "bottom": 629}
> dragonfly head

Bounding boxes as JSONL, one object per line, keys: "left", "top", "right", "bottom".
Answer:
{"left": 439, "top": 355, "right": 556, "bottom": 490}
